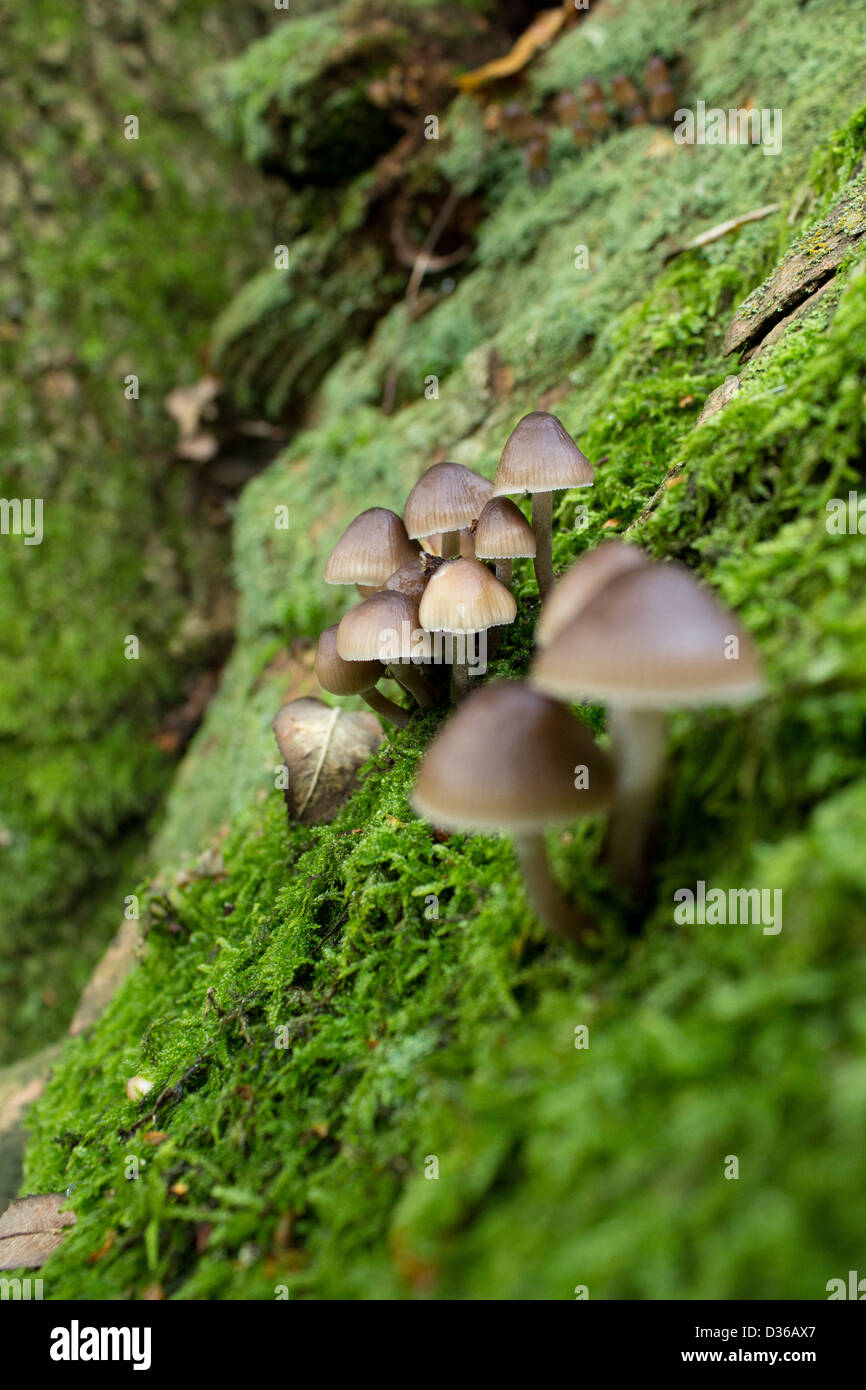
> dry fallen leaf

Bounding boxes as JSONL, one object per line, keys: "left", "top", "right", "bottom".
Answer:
{"left": 0, "top": 1193, "right": 76, "bottom": 1270}
{"left": 273, "top": 697, "right": 384, "bottom": 825}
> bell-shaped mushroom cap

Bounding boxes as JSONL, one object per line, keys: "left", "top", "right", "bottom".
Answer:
{"left": 492, "top": 412, "right": 594, "bottom": 498}
{"left": 403, "top": 462, "right": 493, "bottom": 540}
{"left": 419, "top": 557, "right": 517, "bottom": 634}
{"left": 532, "top": 561, "right": 765, "bottom": 710}
{"left": 474, "top": 497, "right": 536, "bottom": 560}
{"left": 337, "top": 589, "right": 433, "bottom": 663}
{"left": 315, "top": 624, "right": 384, "bottom": 697}
{"left": 383, "top": 558, "right": 428, "bottom": 605}
{"left": 536, "top": 541, "right": 650, "bottom": 647}
{"left": 324, "top": 508, "right": 419, "bottom": 587}
{"left": 412, "top": 681, "right": 614, "bottom": 833}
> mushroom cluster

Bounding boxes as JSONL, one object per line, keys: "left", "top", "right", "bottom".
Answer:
{"left": 282, "top": 409, "right": 765, "bottom": 946}
{"left": 411, "top": 537, "right": 764, "bottom": 941}
{"left": 312, "top": 412, "right": 590, "bottom": 713}
{"left": 491, "top": 57, "right": 680, "bottom": 179}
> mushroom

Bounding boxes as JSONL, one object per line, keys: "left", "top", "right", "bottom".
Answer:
{"left": 404, "top": 461, "right": 492, "bottom": 561}
{"left": 473, "top": 496, "right": 536, "bottom": 591}
{"left": 412, "top": 681, "right": 614, "bottom": 941}
{"left": 419, "top": 557, "right": 516, "bottom": 700}
{"left": 587, "top": 100, "right": 610, "bottom": 133}
{"left": 492, "top": 411, "right": 594, "bottom": 599}
{"left": 524, "top": 132, "right": 550, "bottom": 182}
{"left": 501, "top": 100, "right": 537, "bottom": 144}
{"left": 315, "top": 624, "right": 409, "bottom": 728}
{"left": 536, "top": 540, "right": 649, "bottom": 648}
{"left": 611, "top": 73, "right": 640, "bottom": 107}
{"left": 382, "top": 558, "right": 429, "bottom": 605}
{"left": 531, "top": 560, "right": 764, "bottom": 889}
{"left": 324, "top": 507, "right": 420, "bottom": 596}
{"left": 580, "top": 77, "right": 604, "bottom": 103}
{"left": 649, "top": 83, "right": 676, "bottom": 120}
{"left": 643, "top": 56, "right": 671, "bottom": 92}
{"left": 571, "top": 119, "right": 592, "bottom": 148}
{"left": 337, "top": 589, "right": 436, "bottom": 708}
{"left": 553, "top": 92, "right": 581, "bottom": 126}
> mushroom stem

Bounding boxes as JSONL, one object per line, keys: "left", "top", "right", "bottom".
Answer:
{"left": 361, "top": 687, "right": 409, "bottom": 728}
{"left": 441, "top": 530, "right": 460, "bottom": 560}
{"left": 451, "top": 653, "right": 472, "bottom": 702}
{"left": 531, "top": 491, "right": 554, "bottom": 597}
{"left": 494, "top": 558, "right": 513, "bottom": 590}
{"left": 513, "top": 833, "right": 592, "bottom": 943}
{"left": 357, "top": 584, "right": 378, "bottom": 598}
{"left": 604, "top": 706, "right": 667, "bottom": 889}
{"left": 390, "top": 661, "right": 436, "bottom": 708}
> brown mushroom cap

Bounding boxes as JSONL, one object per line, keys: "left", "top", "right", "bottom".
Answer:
{"left": 403, "top": 462, "right": 493, "bottom": 540}
{"left": 419, "top": 557, "right": 517, "bottom": 634}
{"left": 382, "top": 558, "right": 429, "bottom": 605}
{"left": 532, "top": 561, "right": 765, "bottom": 709}
{"left": 315, "top": 624, "right": 384, "bottom": 696}
{"left": 474, "top": 497, "right": 536, "bottom": 560}
{"left": 412, "top": 681, "right": 614, "bottom": 834}
{"left": 324, "top": 508, "right": 419, "bottom": 587}
{"left": 337, "top": 589, "right": 433, "bottom": 663}
{"left": 492, "top": 412, "right": 594, "bottom": 498}
{"left": 536, "top": 541, "right": 650, "bottom": 648}
{"left": 644, "top": 55, "right": 671, "bottom": 92}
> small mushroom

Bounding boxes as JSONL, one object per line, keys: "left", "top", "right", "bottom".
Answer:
{"left": 536, "top": 540, "right": 649, "bottom": 648}
{"left": 611, "top": 72, "right": 640, "bottom": 107}
{"left": 532, "top": 560, "right": 764, "bottom": 889}
{"left": 412, "top": 681, "right": 614, "bottom": 941}
{"left": 553, "top": 92, "right": 581, "bottom": 126}
{"left": 649, "top": 82, "right": 677, "bottom": 121}
{"left": 324, "top": 507, "right": 420, "bottom": 596}
{"left": 501, "top": 100, "right": 537, "bottom": 144}
{"left": 643, "top": 55, "right": 671, "bottom": 92}
{"left": 337, "top": 589, "right": 436, "bottom": 708}
{"left": 571, "top": 118, "right": 593, "bottom": 148}
{"left": 315, "top": 624, "right": 409, "bottom": 728}
{"left": 626, "top": 104, "right": 649, "bottom": 127}
{"left": 524, "top": 132, "right": 550, "bottom": 183}
{"left": 492, "top": 411, "right": 594, "bottom": 599}
{"left": 382, "top": 558, "right": 429, "bottom": 605}
{"left": 580, "top": 77, "right": 604, "bottom": 104}
{"left": 419, "top": 557, "right": 516, "bottom": 700}
{"left": 404, "top": 461, "right": 492, "bottom": 561}
{"left": 587, "top": 99, "right": 610, "bottom": 133}
{"left": 473, "top": 496, "right": 536, "bottom": 591}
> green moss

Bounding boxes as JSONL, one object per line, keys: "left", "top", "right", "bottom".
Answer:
{"left": 0, "top": 0, "right": 275, "bottom": 1060}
